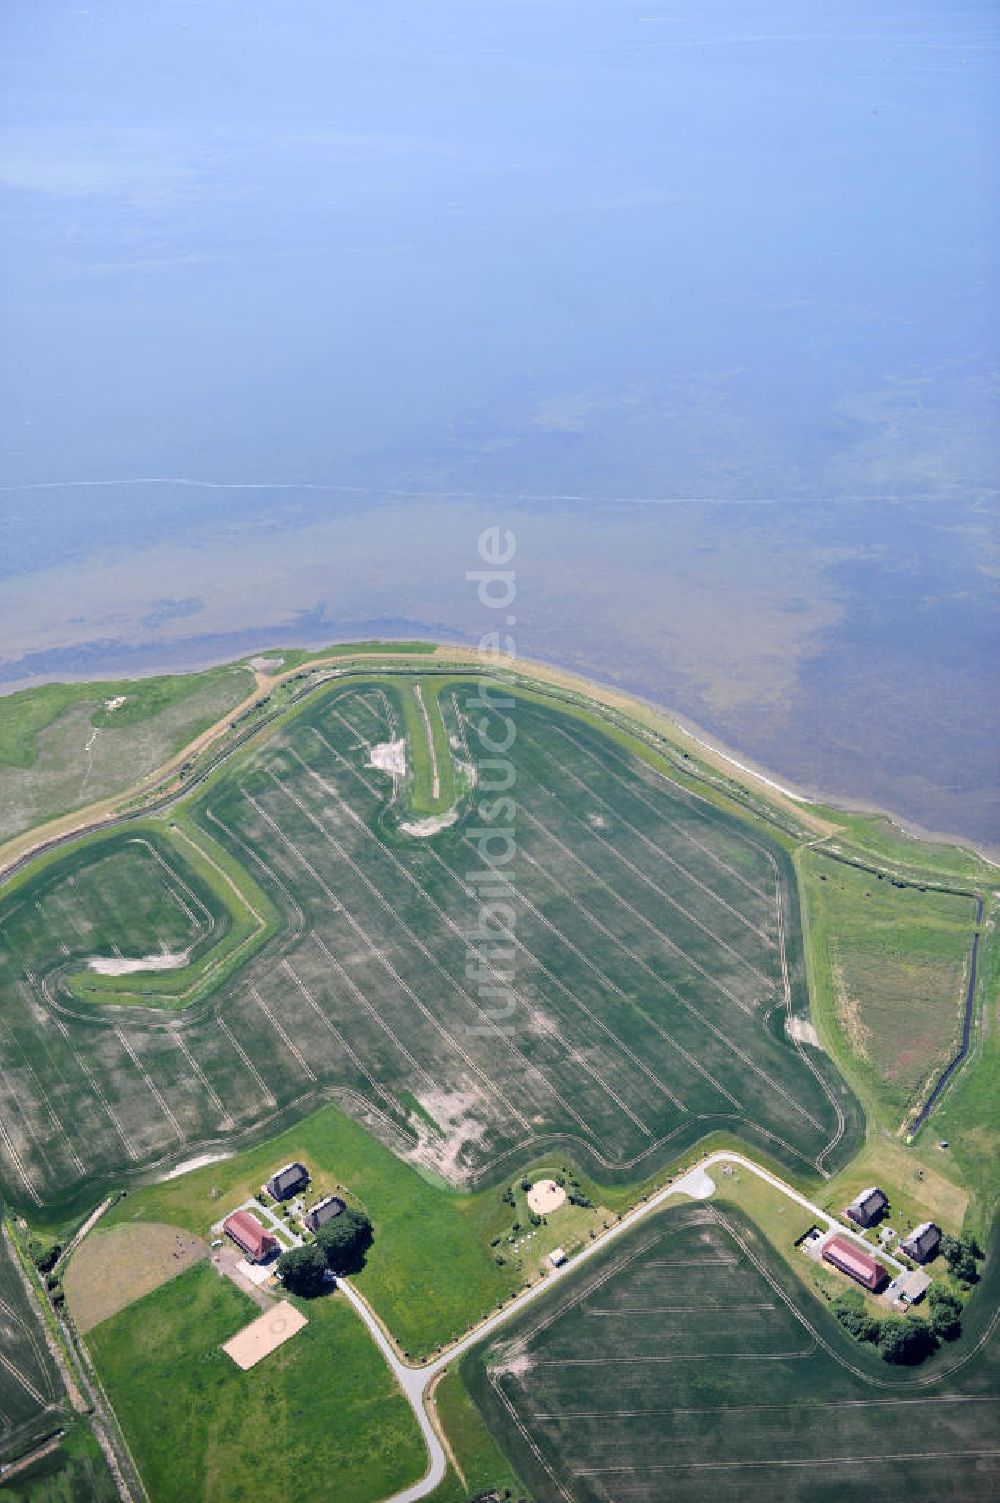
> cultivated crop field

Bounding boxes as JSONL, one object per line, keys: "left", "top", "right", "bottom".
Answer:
{"left": 463, "top": 1201, "right": 1000, "bottom": 1503}
{"left": 0, "top": 1222, "right": 64, "bottom": 1466}
{"left": 0, "top": 674, "right": 858, "bottom": 1222}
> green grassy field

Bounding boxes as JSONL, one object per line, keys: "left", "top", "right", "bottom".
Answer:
{"left": 462, "top": 1199, "right": 1000, "bottom": 1503}
{"left": 0, "top": 1221, "right": 66, "bottom": 1467}
{"left": 799, "top": 848, "right": 981, "bottom": 1129}
{"left": 0, "top": 665, "right": 253, "bottom": 845}
{"left": 86, "top": 1262, "right": 425, "bottom": 1503}
{"left": 0, "top": 674, "right": 860, "bottom": 1235}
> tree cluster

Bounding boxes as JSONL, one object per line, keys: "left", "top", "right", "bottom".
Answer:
{"left": 278, "top": 1208, "right": 374, "bottom": 1296}
{"left": 939, "top": 1234, "right": 982, "bottom": 1287}
{"left": 830, "top": 1289, "right": 947, "bottom": 1366}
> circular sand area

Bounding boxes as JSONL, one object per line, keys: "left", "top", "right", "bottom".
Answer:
{"left": 526, "top": 1179, "right": 567, "bottom": 1215}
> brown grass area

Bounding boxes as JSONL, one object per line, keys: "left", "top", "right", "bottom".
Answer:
{"left": 838, "top": 947, "right": 967, "bottom": 1092}
{"left": 65, "top": 1221, "right": 207, "bottom": 1333}
{"left": 831, "top": 956, "right": 872, "bottom": 1063}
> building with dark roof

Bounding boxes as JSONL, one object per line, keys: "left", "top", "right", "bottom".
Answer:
{"left": 224, "top": 1210, "right": 280, "bottom": 1264}
{"left": 822, "top": 1234, "right": 888, "bottom": 1292}
{"left": 304, "top": 1195, "right": 346, "bottom": 1235}
{"left": 266, "top": 1162, "right": 309, "bottom": 1201}
{"left": 845, "top": 1186, "right": 888, "bottom": 1228}
{"left": 900, "top": 1221, "right": 942, "bottom": 1264}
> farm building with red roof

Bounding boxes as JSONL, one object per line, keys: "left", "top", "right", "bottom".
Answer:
{"left": 224, "top": 1210, "right": 280, "bottom": 1264}
{"left": 822, "top": 1233, "right": 888, "bottom": 1292}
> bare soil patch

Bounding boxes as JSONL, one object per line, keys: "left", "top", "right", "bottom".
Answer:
{"left": 87, "top": 949, "right": 189, "bottom": 976}
{"left": 65, "top": 1222, "right": 207, "bottom": 1333}
{"left": 369, "top": 739, "right": 406, "bottom": 777}
{"left": 399, "top": 810, "right": 459, "bottom": 837}
{"left": 786, "top": 1016, "right": 822, "bottom": 1048}
{"left": 222, "top": 1299, "right": 307, "bottom": 1370}
{"left": 527, "top": 1179, "right": 567, "bottom": 1215}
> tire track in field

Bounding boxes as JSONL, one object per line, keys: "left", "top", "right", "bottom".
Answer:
{"left": 275, "top": 749, "right": 600, "bottom": 1139}
{"left": 536, "top": 725, "right": 776, "bottom": 958}
{"left": 432, "top": 843, "right": 687, "bottom": 1113}
{"left": 517, "top": 809, "right": 828, "bottom": 1137}
{"left": 244, "top": 784, "right": 534, "bottom": 1135}
{"left": 521, "top": 734, "right": 773, "bottom": 995}
{"left": 292, "top": 737, "right": 655, "bottom": 1143}
{"left": 550, "top": 721, "right": 773, "bottom": 903}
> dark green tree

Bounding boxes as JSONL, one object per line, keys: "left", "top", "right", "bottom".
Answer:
{"left": 278, "top": 1242, "right": 328, "bottom": 1298}
{"left": 316, "top": 1208, "right": 374, "bottom": 1274}
{"left": 878, "top": 1317, "right": 936, "bottom": 1365}
{"left": 928, "top": 1286, "right": 963, "bottom": 1341}
{"left": 940, "top": 1235, "right": 980, "bottom": 1284}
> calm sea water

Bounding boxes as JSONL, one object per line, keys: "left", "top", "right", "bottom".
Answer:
{"left": 1, "top": 2, "right": 997, "bottom": 850}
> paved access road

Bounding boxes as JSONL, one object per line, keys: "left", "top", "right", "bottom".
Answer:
{"left": 340, "top": 1149, "right": 896, "bottom": 1503}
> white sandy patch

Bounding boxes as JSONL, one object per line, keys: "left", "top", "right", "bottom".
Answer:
{"left": 586, "top": 812, "right": 608, "bottom": 829}
{"left": 672, "top": 1167, "right": 716, "bottom": 1200}
{"left": 159, "top": 1152, "right": 232, "bottom": 1181}
{"left": 88, "top": 950, "right": 189, "bottom": 976}
{"left": 369, "top": 739, "right": 407, "bottom": 777}
{"left": 787, "top": 1016, "right": 822, "bottom": 1048}
{"left": 104, "top": 695, "right": 127, "bottom": 712}
{"left": 527, "top": 1179, "right": 567, "bottom": 1215}
{"left": 399, "top": 810, "right": 460, "bottom": 837}
{"left": 236, "top": 1257, "right": 277, "bottom": 1287}
{"left": 248, "top": 655, "right": 284, "bottom": 672}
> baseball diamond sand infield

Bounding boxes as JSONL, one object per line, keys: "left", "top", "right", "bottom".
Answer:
{"left": 222, "top": 1300, "right": 307, "bottom": 1370}
{"left": 526, "top": 1179, "right": 567, "bottom": 1215}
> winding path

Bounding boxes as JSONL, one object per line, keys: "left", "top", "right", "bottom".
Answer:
{"left": 341, "top": 1149, "right": 905, "bottom": 1503}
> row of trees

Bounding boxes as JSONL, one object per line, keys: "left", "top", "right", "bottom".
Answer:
{"left": 278, "top": 1208, "right": 374, "bottom": 1298}
{"left": 831, "top": 1285, "right": 964, "bottom": 1365}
